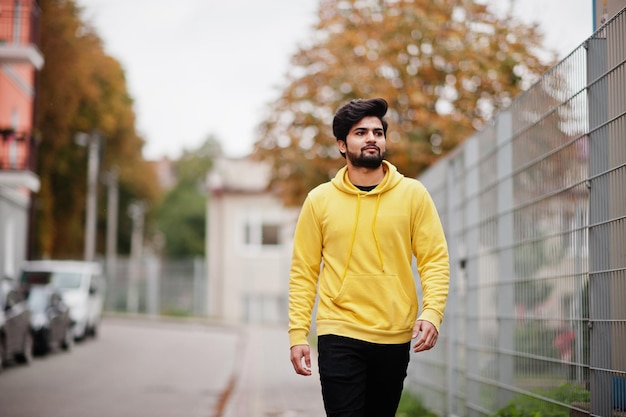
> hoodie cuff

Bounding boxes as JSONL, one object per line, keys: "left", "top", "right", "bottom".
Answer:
{"left": 417, "top": 309, "right": 443, "bottom": 332}
{"left": 289, "top": 330, "right": 310, "bottom": 347}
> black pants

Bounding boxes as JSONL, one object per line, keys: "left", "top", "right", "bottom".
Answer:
{"left": 318, "top": 334, "right": 410, "bottom": 417}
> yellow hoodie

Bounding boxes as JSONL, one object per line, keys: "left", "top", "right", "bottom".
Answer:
{"left": 288, "top": 161, "right": 450, "bottom": 347}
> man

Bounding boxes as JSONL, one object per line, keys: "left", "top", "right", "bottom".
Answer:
{"left": 288, "top": 97, "right": 450, "bottom": 417}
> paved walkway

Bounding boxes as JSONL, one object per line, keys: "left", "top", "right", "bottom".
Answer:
{"left": 220, "top": 324, "right": 325, "bottom": 417}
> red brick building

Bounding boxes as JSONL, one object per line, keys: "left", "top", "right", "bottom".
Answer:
{"left": 0, "top": 0, "right": 43, "bottom": 279}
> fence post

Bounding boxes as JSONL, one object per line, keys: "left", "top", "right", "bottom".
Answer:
{"left": 587, "top": 33, "right": 613, "bottom": 415}
{"left": 496, "top": 111, "right": 515, "bottom": 406}
{"left": 193, "top": 257, "right": 205, "bottom": 316}
{"left": 146, "top": 255, "right": 160, "bottom": 317}
{"left": 464, "top": 135, "right": 481, "bottom": 413}
{"left": 446, "top": 154, "right": 461, "bottom": 415}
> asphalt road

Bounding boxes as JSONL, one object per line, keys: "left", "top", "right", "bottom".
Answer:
{"left": 0, "top": 316, "right": 239, "bottom": 417}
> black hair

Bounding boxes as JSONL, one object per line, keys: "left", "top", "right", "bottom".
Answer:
{"left": 332, "top": 98, "right": 388, "bottom": 158}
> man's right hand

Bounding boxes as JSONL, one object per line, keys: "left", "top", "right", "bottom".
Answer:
{"left": 290, "top": 344, "right": 312, "bottom": 376}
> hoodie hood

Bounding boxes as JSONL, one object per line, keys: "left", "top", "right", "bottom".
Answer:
{"left": 331, "top": 160, "right": 404, "bottom": 195}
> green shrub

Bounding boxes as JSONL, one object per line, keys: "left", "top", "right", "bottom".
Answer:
{"left": 514, "top": 322, "right": 560, "bottom": 371}
{"left": 491, "top": 384, "right": 590, "bottom": 417}
{"left": 160, "top": 308, "right": 191, "bottom": 318}
{"left": 396, "top": 390, "right": 439, "bottom": 417}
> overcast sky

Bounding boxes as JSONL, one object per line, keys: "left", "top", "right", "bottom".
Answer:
{"left": 75, "top": 0, "right": 594, "bottom": 161}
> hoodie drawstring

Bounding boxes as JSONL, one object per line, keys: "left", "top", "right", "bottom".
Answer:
{"left": 372, "top": 193, "right": 385, "bottom": 272}
{"left": 341, "top": 194, "right": 361, "bottom": 282}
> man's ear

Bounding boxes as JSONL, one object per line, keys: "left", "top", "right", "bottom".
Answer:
{"left": 337, "top": 139, "right": 346, "bottom": 154}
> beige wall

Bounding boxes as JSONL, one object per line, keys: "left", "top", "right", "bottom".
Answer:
{"left": 207, "top": 190, "right": 299, "bottom": 323}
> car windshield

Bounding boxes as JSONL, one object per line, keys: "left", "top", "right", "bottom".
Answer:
{"left": 21, "top": 271, "right": 52, "bottom": 286}
{"left": 22, "top": 271, "right": 84, "bottom": 291}
{"left": 27, "top": 288, "right": 48, "bottom": 313}
{"left": 52, "top": 272, "right": 84, "bottom": 290}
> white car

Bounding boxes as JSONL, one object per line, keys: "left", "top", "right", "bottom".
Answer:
{"left": 20, "top": 260, "right": 106, "bottom": 340}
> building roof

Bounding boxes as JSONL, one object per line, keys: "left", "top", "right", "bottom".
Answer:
{"left": 207, "top": 157, "right": 271, "bottom": 194}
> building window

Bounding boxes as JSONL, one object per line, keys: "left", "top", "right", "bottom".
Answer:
{"left": 244, "top": 223, "right": 252, "bottom": 245}
{"left": 243, "top": 220, "right": 282, "bottom": 248}
{"left": 261, "top": 224, "right": 280, "bottom": 245}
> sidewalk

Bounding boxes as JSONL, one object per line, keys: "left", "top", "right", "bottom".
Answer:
{"left": 220, "top": 323, "right": 325, "bottom": 417}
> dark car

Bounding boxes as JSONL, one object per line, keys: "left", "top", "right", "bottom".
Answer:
{"left": 27, "top": 285, "right": 74, "bottom": 355}
{"left": 0, "top": 281, "right": 33, "bottom": 371}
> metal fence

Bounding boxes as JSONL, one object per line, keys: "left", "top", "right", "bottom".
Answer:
{"left": 406, "top": 9, "right": 626, "bottom": 417}
{"left": 104, "top": 256, "right": 206, "bottom": 319}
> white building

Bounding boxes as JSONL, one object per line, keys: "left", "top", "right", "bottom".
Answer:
{"left": 206, "top": 157, "right": 300, "bottom": 324}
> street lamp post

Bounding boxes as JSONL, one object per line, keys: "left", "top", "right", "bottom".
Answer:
{"left": 127, "top": 200, "right": 145, "bottom": 314}
{"left": 103, "top": 167, "right": 119, "bottom": 279}
{"left": 75, "top": 130, "right": 102, "bottom": 262}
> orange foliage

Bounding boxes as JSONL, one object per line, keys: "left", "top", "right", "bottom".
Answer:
{"left": 34, "top": 0, "right": 160, "bottom": 258}
{"left": 254, "top": 0, "right": 555, "bottom": 206}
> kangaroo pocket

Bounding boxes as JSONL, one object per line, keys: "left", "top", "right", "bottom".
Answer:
{"left": 330, "top": 274, "right": 413, "bottom": 331}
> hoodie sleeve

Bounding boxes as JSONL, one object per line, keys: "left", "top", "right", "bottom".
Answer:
{"left": 412, "top": 187, "right": 450, "bottom": 331}
{"left": 288, "top": 195, "right": 323, "bottom": 347}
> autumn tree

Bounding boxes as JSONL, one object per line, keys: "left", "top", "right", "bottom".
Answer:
{"left": 253, "top": 0, "right": 555, "bottom": 206}
{"left": 35, "top": 0, "right": 160, "bottom": 259}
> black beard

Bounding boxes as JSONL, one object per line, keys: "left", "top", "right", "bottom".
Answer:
{"left": 347, "top": 147, "right": 384, "bottom": 168}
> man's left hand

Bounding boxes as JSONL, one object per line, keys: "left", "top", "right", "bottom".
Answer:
{"left": 412, "top": 320, "right": 438, "bottom": 353}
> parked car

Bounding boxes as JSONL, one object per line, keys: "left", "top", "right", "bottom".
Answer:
{"left": 27, "top": 285, "right": 74, "bottom": 355}
{"left": 0, "top": 280, "right": 33, "bottom": 371}
{"left": 20, "top": 261, "right": 106, "bottom": 340}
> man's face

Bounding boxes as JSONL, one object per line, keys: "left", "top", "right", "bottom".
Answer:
{"left": 338, "top": 116, "right": 386, "bottom": 168}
